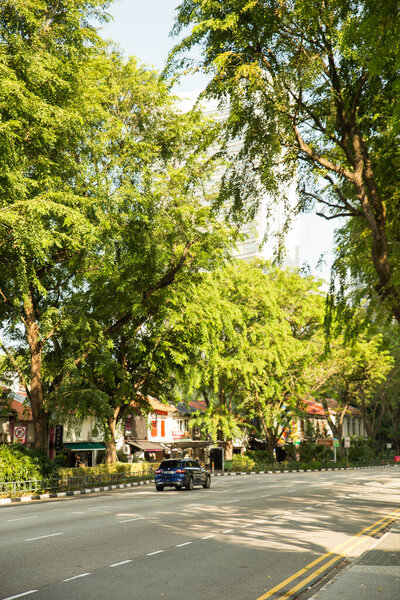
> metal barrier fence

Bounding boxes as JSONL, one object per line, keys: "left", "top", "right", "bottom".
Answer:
{"left": 0, "top": 466, "right": 157, "bottom": 497}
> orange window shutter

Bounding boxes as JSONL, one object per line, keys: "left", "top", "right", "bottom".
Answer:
{"left": 161, "top": 420, "right": 165, "bottom": 437}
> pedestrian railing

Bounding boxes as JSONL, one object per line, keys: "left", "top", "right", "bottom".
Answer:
{"left": 0, "top": 466, "right": 157, "bottom": 498}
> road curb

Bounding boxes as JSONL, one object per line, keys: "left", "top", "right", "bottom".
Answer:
{"left": 0, "top": 478, "right": 155, "bottom": 504}
{"left": 0, "top": 465, "right": 391, "bottom": 505}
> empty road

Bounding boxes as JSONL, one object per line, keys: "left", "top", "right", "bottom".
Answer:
{"left": 1, "top": 467, "right": 399, "bottom": 600}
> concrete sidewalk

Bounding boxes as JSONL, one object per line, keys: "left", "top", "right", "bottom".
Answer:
{"left": 310, "top": 522, "right": 400, "bottom": 600}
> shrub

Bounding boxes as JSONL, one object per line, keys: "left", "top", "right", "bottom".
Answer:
{"left": 299, "top": 441, "right": 331, "bottom": 462}
{"left": 54, "top": 454, "right": 67, "bottom": 467}
{"left": 231, "top": 454, "right": 255, "bottom": 471}
{"left": 246, "top": 450, "right": 274, "bottom": 465}
{"left": 59, "top": 461, "right": 155, "bottom": 478}
{"left": 10, "top": 444, "right": 60, "bottom": 478}
{"left": 347, "top": 438, "right": 375, "bottom": 462}
{"left": 0, "top": 444, "right": 43, "bottom": 481}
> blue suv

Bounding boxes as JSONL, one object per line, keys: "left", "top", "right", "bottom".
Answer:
{"left": 155, "top": 459, "right": 211, "bottom": 491}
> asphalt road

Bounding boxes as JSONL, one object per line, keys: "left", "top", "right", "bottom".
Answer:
{"left": 1, "top": 467, "right": 399, "bottom": 600}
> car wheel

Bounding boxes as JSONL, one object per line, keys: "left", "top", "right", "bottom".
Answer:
{"left": 185, "top": 477, "right": 194, "bottom": 490}
{"left": 175, "top": 485, "right": 181, "bottom": 490}
{"left": 156, "top": 484, "right": 164, "bottom": 491}
{"left": 203, "top": 475, "right": 211, "bottom": 489}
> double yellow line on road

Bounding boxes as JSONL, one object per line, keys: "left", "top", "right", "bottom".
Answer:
{"left": 256, "top": 508, "right": 400, "bottom": 600}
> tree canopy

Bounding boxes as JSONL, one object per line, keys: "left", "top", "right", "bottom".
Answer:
{"left": 170, "top": 260, "right": 325, "bottom": 453}
{"left": 0, "top": 0, "right": 235, "bottom": 454}
{"left": 168, "top": 0, "right": 400, "bottom": 326}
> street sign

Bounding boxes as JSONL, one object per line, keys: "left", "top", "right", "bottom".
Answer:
{"left": 13, "top": 425, "right": 27, "bottom": 444}
{"left": 344, "top": 437, "right": 350, "bottom": 448}
{"left": 387, "top": 443, "right": 392, "bottom": 449}
{"left": 316, "top": 438, "right": 333, "bottom": 447}
{"left": 333, "top": 438, "right": 340, "bottom": 448}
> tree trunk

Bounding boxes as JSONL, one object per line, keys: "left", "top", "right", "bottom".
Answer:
{"left": 104, "top": 409, "right": 120, "bottom": 464}
{"left": 104, "top": 436, "right": 118, "bottom": 464}
{"left": 254, "top": 392, "right": 277, "bottom": 453}
{"left": 24, "top": 294, "right": 49, "bottom": 453}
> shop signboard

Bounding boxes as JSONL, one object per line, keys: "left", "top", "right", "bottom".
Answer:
{"left": 316, "top": 438, "right": 333, "bottom": 447}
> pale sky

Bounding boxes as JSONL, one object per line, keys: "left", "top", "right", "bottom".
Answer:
{"left": 101, "top": 1, "right": 335, "bottom": 280}
{"left": 101, "top": 0, "right": 209, "bottom": 92}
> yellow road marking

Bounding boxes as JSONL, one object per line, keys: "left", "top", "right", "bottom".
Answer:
{"left": 276, "top": 517, "right": 398, "bottom": 600}
{"left": 256, "top": 509, "right": 400, "bottom": 600}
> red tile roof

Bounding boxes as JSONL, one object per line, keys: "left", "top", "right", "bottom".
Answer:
{"left": 188, "top": 400, "right": 207, "bottom": 412}
{"left": 131, "top": 395, "right": 177, "bottom": 414}
{"left": 301, "top": 397, "right": 361, "bottom": 418}
{"left": 10, "top": 400, "right": 32, "bottom": 421}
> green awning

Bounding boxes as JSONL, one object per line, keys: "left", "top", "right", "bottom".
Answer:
{"left": 63, "top": 442, "right": 105, "bottom": 451}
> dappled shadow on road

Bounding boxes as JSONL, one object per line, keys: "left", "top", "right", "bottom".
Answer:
{"left": 146, "top": 474, "right": 400, "bottom": 563}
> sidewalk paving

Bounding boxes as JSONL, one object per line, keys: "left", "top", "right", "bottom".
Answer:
{"left": 310, "top": 522, "right": 400, "bottom": 600}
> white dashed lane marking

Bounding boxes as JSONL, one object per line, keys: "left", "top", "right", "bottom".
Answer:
{"left": 2, "top": 592, "right": 38, "bottom": 600}
{"left": 25, "top": 533, "right": 63, "bottom": 542}
{"left": 7, "top": 516, "right": 38, "bottom": 522}
{"left": 109, "top": 560, "right": 133, "bottom": 568}
{"left": 176, "top": 541, "right": 193, "bottom": 547}
{"left": 63, "top": 573, "right": 91, "bottom": 582}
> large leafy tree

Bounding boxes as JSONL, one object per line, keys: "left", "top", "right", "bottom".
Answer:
{"left": 175, "top": 261, "right": 324, "bottom": 454}
{"left": 309, "top": 334, "right": 394, "bottom": 444}
{"left": 50, "top": 111, "right": 235, "bottom": 462}
{"left": 0, "top": 0, "right": 113, "bottom": 451}
{"left": 168, "top": 0, "right": 400, "bottom": 325}
{"left": 0, "top": 0, "right": 231, "bottom": 456}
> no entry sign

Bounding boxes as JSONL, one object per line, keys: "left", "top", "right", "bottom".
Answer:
{"left": 13, "top": 425, "right": 27, "bottom": 444}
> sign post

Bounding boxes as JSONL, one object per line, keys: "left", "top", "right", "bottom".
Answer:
{"left": 333, "top": 438, "right": 340, "bottom": 462}
{"left": 344, "top": 437, "right": 350, "bottom": 462}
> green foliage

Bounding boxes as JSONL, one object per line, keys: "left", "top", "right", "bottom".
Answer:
{"left": 168, "top": 0, "right": 400, "bottom": 328}
{"left": 246, "top": 450, "right": 274, "bottom": 465}
{"left": 299, "top": 441, "right": 331, "bottom": 463}
{"left": 0, "top": 443, "right": 59, "bottom": 481}
{"left": 53, "top": 453, "right": 67, "bottom": 467}
{"left": 176, "top": 260, "right": 325, "bottom": 448}
{"left": 231, "top": 454, "right": 255, "bottom": 471}
{"left": 8, "top": 443, "right": 59, "bottom": 478}
{"left": 347, "top": 438, "right": 376, "bottom": 462}
{"left": 0, "top": 0, "right": 236, "bottom": 457}
{"left": 59, "top": 462, "right": 153, "bottom": 478}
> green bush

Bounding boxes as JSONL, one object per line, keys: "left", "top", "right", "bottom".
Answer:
{"left": 231, "top": 454, "right": 255, "bottom": 471}
{"left": 299, "top": 441, "right": 332, "bottom": 462}
{"left": 246, "top": 449, "right": 274, "bottom": 465}
{"left": 59, "top": 461, "right": 156, "bottom": 478}
{"left": 0, "top": 444, "right": 43, "bottom": 481}
{"left": 10, "top": 444, "right": 60, "bottom": 478}
{"left": 54, "top": 453, "right": 67, "bottom": 467}
{"left": 347, "top": 438, "right": 375, "bottom": 462}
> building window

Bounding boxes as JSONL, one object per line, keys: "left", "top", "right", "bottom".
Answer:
{"left": 151, "top": 419, "right": 157, "bottom": 437}
{"left": 160, "top": 420, "right": 165, "bottom": 437}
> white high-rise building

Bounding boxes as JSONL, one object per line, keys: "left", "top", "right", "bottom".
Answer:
{"left": 178, "top": 91, "right": 300, "bottom": 269}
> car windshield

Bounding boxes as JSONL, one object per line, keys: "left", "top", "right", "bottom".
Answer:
{"left": 159, "top": 460, "right": 183, "bottom": 469}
